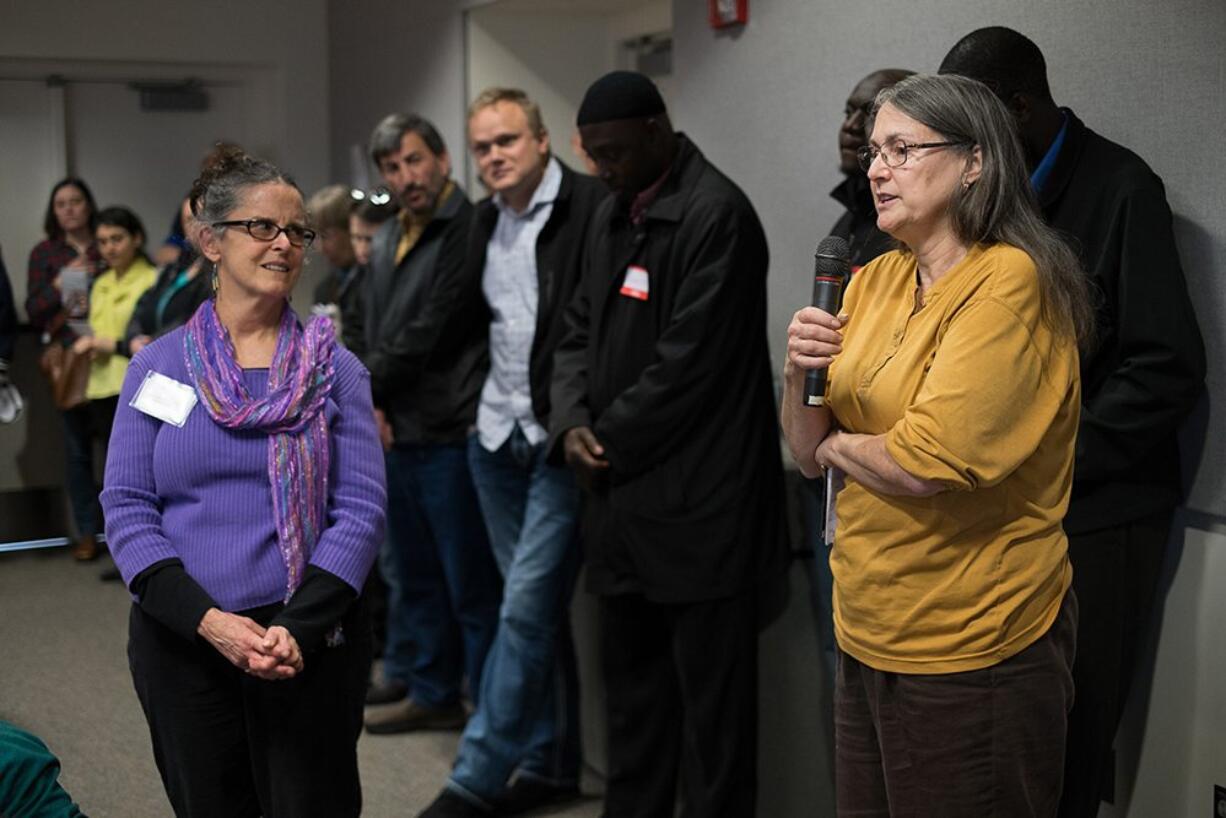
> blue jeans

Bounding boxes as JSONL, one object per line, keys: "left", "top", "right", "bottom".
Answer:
{"left": 381, "top": 442, "right": 501, "bottom": 707}
{"left": 449, "top": 427, "right": 582, "bottom": 804}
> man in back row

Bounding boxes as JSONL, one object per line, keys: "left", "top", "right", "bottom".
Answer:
{"left": 550, "top": 71, "right": 788, "bottom": 817}
{"left": 940, "top": 27, "right": 1206, "bottom": 818}
{"left": 351, "top": 113, "right": 502, "bottom": 735}
{"left": 419, "top": 88, "right": 606, "bottom": 817}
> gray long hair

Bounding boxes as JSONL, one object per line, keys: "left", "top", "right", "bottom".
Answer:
{"left": 872, "top": 73, "right": 1095, "bottom": 350}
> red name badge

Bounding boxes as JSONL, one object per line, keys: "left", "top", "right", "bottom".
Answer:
{"left": 619, "top": 265, "right": 650, "bottom": 301}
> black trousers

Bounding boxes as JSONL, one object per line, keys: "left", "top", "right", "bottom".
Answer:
{"left": 600, "top": 591, "right": 758, "bottom": 818}
{"left": 128, "top": 599, "right": 371, "bottom": 818}
{"left": 62, "top": 397, "right": 116, "bottom": 538}
{"left": 1058, "top": 511, "right": 1172, "bottom": 818}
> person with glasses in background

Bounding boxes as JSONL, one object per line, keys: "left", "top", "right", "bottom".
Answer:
{"left": 307, "top": 184, "right": 357, "bottom": 333}
{"left": 26, "top": 178, "right": 109, "bottom": 560}
{"left": 332, "top": 188, "right": 398, "bottom": 674}
{"left": 102, "top": 145, "right": 385, "bottom": 817}
{"left": 346, "top": 187, "right": 397, "bottom": 272}
{"left": 782, "top": 74, "right": 1094, "bottom": 816}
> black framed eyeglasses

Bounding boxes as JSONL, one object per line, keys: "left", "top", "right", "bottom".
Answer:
{"left": 857, "top": 138, "right": 971, "bottom": 171}
{"left": 211, "top": 218, "right": 317, "bottom": 248}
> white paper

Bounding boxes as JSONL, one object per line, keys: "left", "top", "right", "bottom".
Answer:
{"left": 823, "top": 467, "right": 845, "bottom": 546}
{"left": 130, "top": 370, "right": 198, "bottom": 427}
{"left": 60, "top": 265, "right": 92, "bottom": 335}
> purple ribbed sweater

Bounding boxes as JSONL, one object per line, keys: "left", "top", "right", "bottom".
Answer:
{"left": 102, "top": 326, "right": 386, "bottom": 612}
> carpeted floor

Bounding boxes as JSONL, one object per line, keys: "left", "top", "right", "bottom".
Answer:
{"left": 0, "top": 548, "right": 603, "bottom": 817}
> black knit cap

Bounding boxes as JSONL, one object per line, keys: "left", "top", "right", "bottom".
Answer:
{"left": 576, "top": 71, "right": 666, "bottom": 127}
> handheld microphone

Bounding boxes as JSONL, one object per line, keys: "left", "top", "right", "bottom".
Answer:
{"left": 803, "top": 235, "right": 851, "bottom": 407}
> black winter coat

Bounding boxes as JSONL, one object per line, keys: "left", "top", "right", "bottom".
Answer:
{"left": 549, "top": 135, "right": 788, "bottom": 602}
{"left": 1044, "top": 110, "right": 1205, "bottom": 533}
{"left": 345, "top": 184, "right": 486, "bottom": 445}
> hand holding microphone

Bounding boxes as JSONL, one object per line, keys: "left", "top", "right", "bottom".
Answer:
{"left": 786, "top": 236, "right": 850, "bottom": 407}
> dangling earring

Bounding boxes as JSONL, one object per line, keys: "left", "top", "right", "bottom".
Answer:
{"left": 211, "top": 264, "right": 220, "bottom": 294}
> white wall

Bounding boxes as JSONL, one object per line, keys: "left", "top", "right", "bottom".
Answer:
{"left": 0, "top": 0, "right": 330, "bottom": 196}
{"left": 327, "top": 0, "right": 467, "bottom": 190}
{"left": 1108, "top": 520, "right": 1226, "bottom": 817}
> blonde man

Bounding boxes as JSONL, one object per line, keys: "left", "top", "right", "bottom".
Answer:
{"left": 418, "top": 88, "right": 606, "bottom": 818}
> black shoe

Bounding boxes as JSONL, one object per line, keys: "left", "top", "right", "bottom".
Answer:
{"left": 99, "top": 565, "right": 122, "bottom": 582}
{"left": 417, "top": 789, "right": 491, "bottom": 818}
{"left": 365, "top": 677, "right": 408, "bottom": 705}
{"left": 493, "top": 777, "right": 581, "bottom": 815}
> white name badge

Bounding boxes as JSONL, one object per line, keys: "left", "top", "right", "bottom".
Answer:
{"left": 130, "top": 371, "right": 198, "bottom": 427}
{"left": 619, "top": 265, "right": 650, "bottom": 301}
{"left": 823, "top": 466, "right": 845, "bottom": 547}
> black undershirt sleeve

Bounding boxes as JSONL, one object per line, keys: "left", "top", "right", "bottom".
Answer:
{"left": 130, "top": 561, "right": 356, "bottom": 653}
{"left": 129, "top": 558, "right": 217, "bottom": 642}
{"left": 269, "top": 566, "right": 358, "bottom": 654}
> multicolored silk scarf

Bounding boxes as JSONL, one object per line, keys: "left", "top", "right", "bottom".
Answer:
{"left": 183, "top": 300, "right": 336, "bottom": 600}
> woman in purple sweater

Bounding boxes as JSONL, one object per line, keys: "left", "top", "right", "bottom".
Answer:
{"left": 102, "top": 146, "right": 386, "bottom": 817}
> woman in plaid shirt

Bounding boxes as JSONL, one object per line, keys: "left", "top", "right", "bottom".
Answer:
{"left": 26, "top": 178, "right": 109, "bottom": 560}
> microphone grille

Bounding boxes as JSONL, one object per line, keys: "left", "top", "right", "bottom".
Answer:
{"left": 815, "top": 235, "right": 851, "bottom": 276}
{"left": 815, "top": 235, "right": 850, "bottom": 260}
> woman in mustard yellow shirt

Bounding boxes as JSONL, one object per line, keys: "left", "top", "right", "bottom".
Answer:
{"left": 782, "top": 74, "right": 1094, "bottom": 817}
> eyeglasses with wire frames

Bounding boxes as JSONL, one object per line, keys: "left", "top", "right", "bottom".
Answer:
{"left": 211, "top": 218, "right": 317, "bottom": 248}
{"left": 857, "top": 138, "right": 971, "bottom": 172}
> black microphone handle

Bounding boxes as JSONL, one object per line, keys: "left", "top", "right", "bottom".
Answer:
{"left": 802, "top": 276, "right": 844, "bottom": 407}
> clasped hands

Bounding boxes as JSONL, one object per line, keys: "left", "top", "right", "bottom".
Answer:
{"left": 197, "top": 608, "right": 304, "bottom": 681}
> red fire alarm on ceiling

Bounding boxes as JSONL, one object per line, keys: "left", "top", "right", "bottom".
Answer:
{"left": 709, "top": 0, "right": 748, "bottom": 29}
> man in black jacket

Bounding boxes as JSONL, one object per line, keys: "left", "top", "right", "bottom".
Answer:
{"left": 941, "top": 28, "right": 1206, "bottom": 818}
{"left": 551, "top": 71, "right": 788, "bottom": 817}
{"left": 420, "top": 89, "right": 605, "bottom": 818}
{"left": 351, "top": 113, "right": 501, "bottom": 735}
{"left": 830, "top": 68, "right": 912, "bottom": 272}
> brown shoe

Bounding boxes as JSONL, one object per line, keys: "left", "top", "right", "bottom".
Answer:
{"left": 72, "top": 536, "right": 99, "bottom": 561}
{"left": 365, "top": 677, "right": 409, "bottom": 705}
{"left": 365, "top": 698, "right": 467, "bottom": 734}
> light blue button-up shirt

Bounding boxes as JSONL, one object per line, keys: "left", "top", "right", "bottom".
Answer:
{"left": 476, "top": 157, "right": 563, "bottom": 451}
